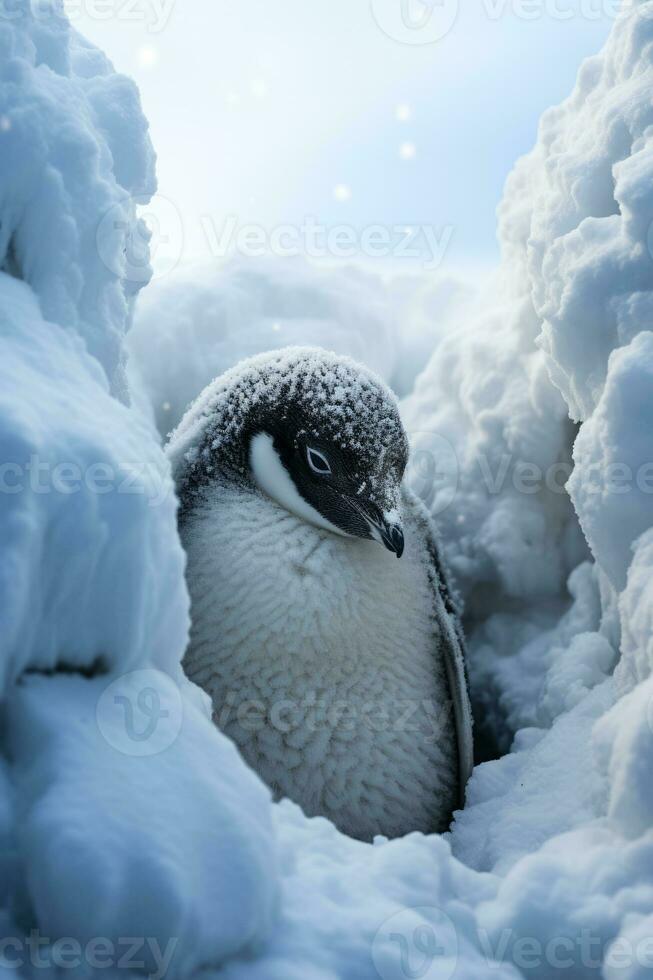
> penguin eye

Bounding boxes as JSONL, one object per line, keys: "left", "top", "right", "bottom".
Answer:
{"left": 306, "top": 447, "right": 331, "bottom": 476}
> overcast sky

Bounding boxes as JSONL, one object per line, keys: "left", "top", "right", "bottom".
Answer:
{"left": 73, "top": 0, "right": 614, "bottom": 276}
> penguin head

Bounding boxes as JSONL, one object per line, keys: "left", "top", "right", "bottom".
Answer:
{"left": 168, "top": 347, "right": 409, "bottom": 556}
{"left": 248, "top": 415, "right": 406, "bottom": 557}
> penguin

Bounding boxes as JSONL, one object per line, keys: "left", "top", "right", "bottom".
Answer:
{"left": 168, "top": 347, "right": 473, "bottom": 841}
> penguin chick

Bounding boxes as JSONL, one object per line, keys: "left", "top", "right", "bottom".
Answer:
{"left": 168, "top": 347, "right": 472, "bottom": 841}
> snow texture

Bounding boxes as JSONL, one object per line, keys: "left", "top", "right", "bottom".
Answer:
{"left": 0, "top": 7, "right": 277, "bottom": 975}
{"left": 0, "top": 2, "right": 156, "bottom": 400}
{"left": 402, "top": 3, "right": 653, "bottom": 975}
{"left": 127, "top": 254, "right": 475, "bottom": 434}
{"left": 8, "top": 674, "right": 277, "bottom": 975}
{"left": 4, "top": 1, "right": 653, "bottom": 978}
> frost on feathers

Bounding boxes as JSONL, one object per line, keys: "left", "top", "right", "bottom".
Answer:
{"left": 168, "top": 346, "right": 408, "bottom": 509}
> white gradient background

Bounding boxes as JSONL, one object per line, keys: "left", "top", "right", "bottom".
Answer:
{"left": 72, "top": 0, "right": 614, "bottom": 274}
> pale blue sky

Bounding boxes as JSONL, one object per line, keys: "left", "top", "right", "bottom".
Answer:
{"left": 75, "top": 0, "right": 614, "bottom": 275}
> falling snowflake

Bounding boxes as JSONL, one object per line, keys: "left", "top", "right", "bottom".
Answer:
{"left": 138, "top": 46, "right": 158, "bottom": 69}
{"left": 399, "top": 142, "right": 416, "bottom": 161}
{"left": 250, "top": 79, "right": 268, "bottom": 99}
{"left": 333, "top": 184, "right": 352, "bottom": 202}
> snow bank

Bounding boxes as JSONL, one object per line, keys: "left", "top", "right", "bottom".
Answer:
{"left": 401, "top": 2, "right": 653, "bottom": 975}
{"left": 0, "top": 2, "right": 155, "bottom": 400}
{"left": 8, "top": 674, "right": 277, "bottom": 975}
{"left": 402, "top": 1, "right": 653, "bottom": 738}
{"left": 0, "top": 5, "right": 277, "bottom": 973}
{"left": 522, "top": 15, "right": 653, "bottom": 425}
{"left": 616, "top": 527, "right": 653, "bottom": 693}
{"left": 219, "top": 803, "right": 522, "bottom": 980}
{"left": 0, "top": 275, "right": 187, "bottom": 686}
{"left": 570, "top": 331, "right": 653, "bottom": 592}
{"left": 127, "top": 255, "right": 474, "bottom": 435}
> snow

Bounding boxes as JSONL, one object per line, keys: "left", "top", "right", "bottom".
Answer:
{"left": 8, "top": 674, "right": 277, "bottom": 974}
{"left": 615, "top": 528, "right": 653, "bottom": 693}
{"left": 0, "top": 8, "right": 277, "bottom": 974}
{"left": 569, "top": 331, "right": 653, "bottom": 592}
{"left": 521, "top": 11, "right": 653, "bottom": 425}
{"left": 127, "top": 254, "right": 475, "bottom": 435}
{"left": 219, "top": 802, "right": 519, "bottom": 980}
{"left": 3, "top": 0, "right": 653, "bottom": 977}
{"left": 0, "top": 274, "right": 188, "bottom": 686}
{"left": 400, "top": 2, "right": 653, "bottom": 974}
{"left": 0, "top": 4, "right": 156, "bottom": 401}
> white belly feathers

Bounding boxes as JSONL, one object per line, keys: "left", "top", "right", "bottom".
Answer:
{"left": 182, "top": 481, "right": 458, "bottom": 840}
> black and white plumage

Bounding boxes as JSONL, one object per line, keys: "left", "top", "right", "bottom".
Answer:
{"left": 168, "top": 347, "right": 472, "bottom": 841}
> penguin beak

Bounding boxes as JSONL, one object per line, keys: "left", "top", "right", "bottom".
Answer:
{"left": 344, "top": 496, "right": 405, "bottom": 557}
{"left": 379, "top": 519, "right": 404, "bottom": 558}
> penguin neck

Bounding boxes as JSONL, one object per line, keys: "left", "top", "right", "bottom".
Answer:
{"left": 248, "top": 431, "right": 351, "bottom": 539}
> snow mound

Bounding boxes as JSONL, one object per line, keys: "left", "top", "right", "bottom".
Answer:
{"left": 402, "top": 3, "right": 653, "bottom": 975}
{"left": 615, "top": 527, "right": 653, "bottom": 693}
{"left": 0, "top": 0, "right": 155, "bottom": 400}
{"left": 8, "top": 673, "right": 277, "bottom": 975}
{"left": 0, "top": 6, "right": 278, "bottom": 973}
{"left": 127, "top": 255, "right": 475, "bottom": 434}
{"left": 0, "top": 275, "right": 187, "bottom": 686}
{"left": 519, "top": 10, "right": 653, "bottom": 424}
{"left": 570, "top": 331, "right": 653, "bottom": 592}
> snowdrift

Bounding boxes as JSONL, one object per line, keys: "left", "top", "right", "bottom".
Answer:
{"left": 0, "top": 5, "right": 276, "bottom": 973}
{"left": 127, "top": 254, "right": 474, "bottom": 435}
{"left": 2, "top": 2, "right": 653, "bottom": 978}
